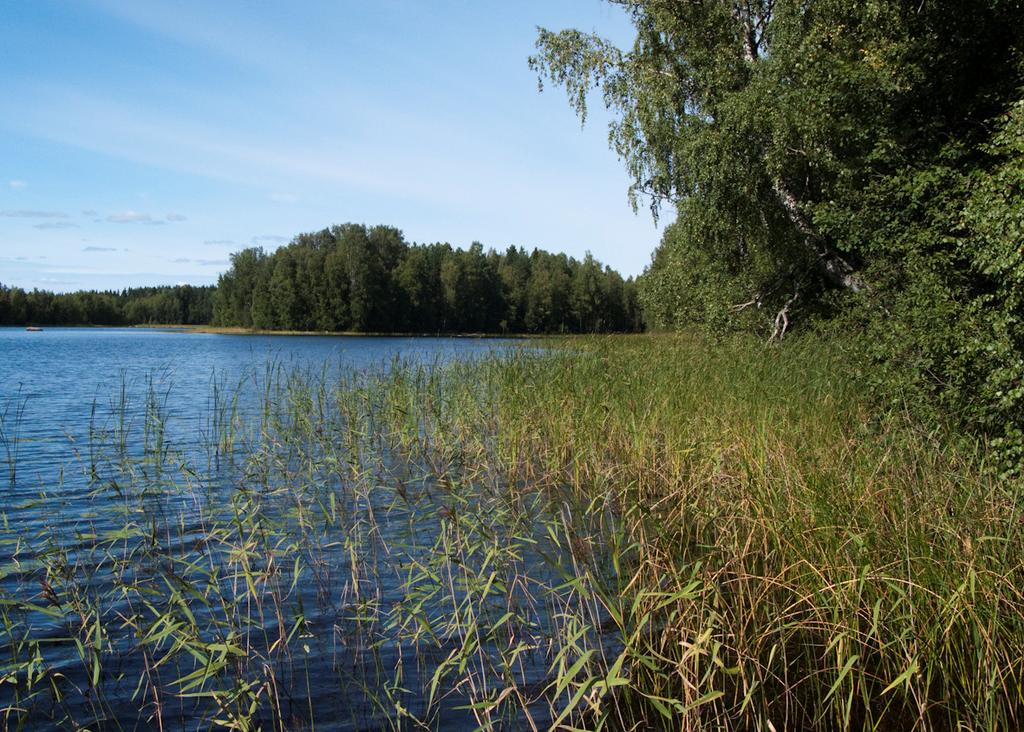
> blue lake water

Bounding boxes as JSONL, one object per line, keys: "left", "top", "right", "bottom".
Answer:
{"left": 0, "top": 328, "right": 609, "bottom": 731}
{"left": 0, "top": 328, "right": 515, "bottom": 497}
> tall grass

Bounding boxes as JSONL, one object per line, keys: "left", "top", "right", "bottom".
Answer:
{"left": 0, "top": 334, "right": 1019, "bottom": 730}
{"left": 0, "top": 387, "right": 28, "bottom": 485}
{"left": 441, "top": 334, "right": 1023, "bottom": 731}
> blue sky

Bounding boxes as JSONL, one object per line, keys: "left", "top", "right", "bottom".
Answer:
{"left": 0, "top": 1, "right": 665, "bottom": 293}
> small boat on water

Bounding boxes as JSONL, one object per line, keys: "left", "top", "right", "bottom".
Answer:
{"left": 25, "top": 326, "right": 42, "bottom": 332}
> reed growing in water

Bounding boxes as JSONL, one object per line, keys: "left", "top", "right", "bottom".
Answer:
{"left": 0, "top": 334, "right": 1019, "bottom": 730}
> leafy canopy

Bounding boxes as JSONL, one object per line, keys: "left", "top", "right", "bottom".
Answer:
{"left": 532, "top": 0, "right": 1024, "bottom": 470}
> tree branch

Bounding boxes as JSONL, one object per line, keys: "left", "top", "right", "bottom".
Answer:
{"left": 730, "top": 296, "right": 762, "bottom": 312}
{"left": 769, "top": 290, "right": 799, "bottom": 342}
{"left": 773, "top": 179, "right": 864, "bottom": 292}
{"left": 732, "top": 1, "right": 760, "bottom": 63}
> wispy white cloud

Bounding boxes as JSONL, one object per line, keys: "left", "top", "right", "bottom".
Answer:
{"left": 0, "top": 253, "right": 221, "bottom": 292}
{"left": 203, "top": 239, "right": 235, "bottom": 246}
{"left": 82, "top": 209, "right": 98, "bottom": 217}
{"left": 34, "top": 221, "right": 79, "bottom": 230}
{"left": 2, "top": 209, "right": 69, "bottom": 218}
{"left": 83, "top": 246, "right": 117, "bottom": 252}
{"left": 104, "top": 210, "right": 174, "bottom": 226}
{"left": 168, "top": 257, "right": 227, "bottom": 267}
{"left": 8, "top": 180, "right": 28, "bottom": 190}
{"left": 165, "top": 213, "right": 187, "bottom": 221}
{"left": 89, "top": 0, "right": 315, "bottom": 79}
{"left": 0, "top": 85, "right": 476, "bottom": 208}
{"left": 251, "top": 235, "right": 287, "bottom": 245}
{"left": 107, "top": 210, "right": 154, "bottom": 223}
{"left": 269, "top": 192, "right": 298, "bottom": 204}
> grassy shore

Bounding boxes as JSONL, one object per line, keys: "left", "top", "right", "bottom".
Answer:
{"left": 1, "top": 334, "right": 1019, "bottom": 730}
{"left": 457, "top": 335, "right": 1023, "bottom": 729}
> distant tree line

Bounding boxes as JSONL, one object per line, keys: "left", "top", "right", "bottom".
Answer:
{"left": 213, "top": 224, "right": 642, "bottom": 333}
{"left": 0, "top": 284, "right": 214, "bottom": 326}
{"left": 0, "top": 226, "right": 640, "bottom": 333}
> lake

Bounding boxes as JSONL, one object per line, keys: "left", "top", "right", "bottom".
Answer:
{"left": 0, "top": 327, "right": 515, "bottom": 498}
{"left": 0, "top": 328, "right": 609, "bottom": 730}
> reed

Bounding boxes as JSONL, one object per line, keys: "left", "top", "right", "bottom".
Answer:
{"left": 440, "top": 335, "right": 1022, "bottom": 731}
{"left": 0, "top": 334, "right": 1018, "bottom": 730}
{"left": 0, "top": 387, "right": 28, "bottom": 485}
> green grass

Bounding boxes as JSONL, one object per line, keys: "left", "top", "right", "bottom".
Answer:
{"left": 384, "top": 333, "right": 1023, "bottom": 730}
{"left": 0, "top": 334, "right": 1020, "bottom": 730}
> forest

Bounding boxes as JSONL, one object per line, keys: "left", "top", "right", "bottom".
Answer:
{"left": 212, "top": 225, "right": 641, "bottom": 333}
{"left": 1, "top": 231, "right": 639, "bottom": 333}
{"left": 0, "top": 283, "right": 214, "bottom": 327}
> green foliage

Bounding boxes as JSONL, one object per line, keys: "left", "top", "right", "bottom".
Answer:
{"left": 524, "top": 249, "right": 571, "bottom": 332}
{"left": 214, "top": 247, "right": 267, "bottom": 328}
{"left": 840, "top": 100, "right": 1024, "bottom": 475}
{"left": 211, "top": 223, "right": 642, "bottom": 334}
{"left": 640, "top": 201, "right": 795, "bottom": 334}
{"left": 0, "top": 283, "right": 214, "bottom": 326}
{"left": 533, "top": 0, "right": 1024, "bottom": 467}
{"left": 965, "top": 102, "right": 1024, "bottom": 469}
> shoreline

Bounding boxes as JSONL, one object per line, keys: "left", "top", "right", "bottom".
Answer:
{"left": 142, "top": 324, "right": 539, "bottom": 338}
{"left": 5, "top": 323, "right": 633, "bottom": 339}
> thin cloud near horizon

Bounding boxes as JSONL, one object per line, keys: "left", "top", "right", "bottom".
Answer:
{"left": 2, "top": 209, "right": 69, "bottom": 219}
{"left": 34, "top": 221, "right": 79, "bottom": 230}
